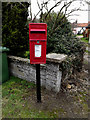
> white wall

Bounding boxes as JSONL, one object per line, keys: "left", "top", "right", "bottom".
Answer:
{"left": 74, "top": 27, "right": 85, "bottom": 34}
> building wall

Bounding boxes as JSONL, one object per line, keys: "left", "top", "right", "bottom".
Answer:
{"left": 73, "top": 27, "right": 85, "bottom": 34}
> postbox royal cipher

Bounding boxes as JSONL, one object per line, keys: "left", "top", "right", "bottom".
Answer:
{"left": 29, "top": 23, "right": 47, "bottom": 64}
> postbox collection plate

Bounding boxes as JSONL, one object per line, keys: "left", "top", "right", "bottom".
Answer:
{"left": 35, "top": 45, "right": 41, "bottom": 57}
{"left": 29, "top": 23, "right": 47, "bottom": 64}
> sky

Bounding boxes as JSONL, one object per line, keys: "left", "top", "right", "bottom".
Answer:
{"left": 28, "top": 0, "right": 89, "bottom": 23}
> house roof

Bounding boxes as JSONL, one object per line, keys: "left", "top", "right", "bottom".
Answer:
{"left": 71, "top": 22, "right": 88, "bottom": 28}
{"left": 77, "top": 23, "right": 88, "bottom": 27}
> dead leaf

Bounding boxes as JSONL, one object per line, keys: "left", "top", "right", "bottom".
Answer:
{"left": 67, "top": 84, "right": 71, "bottom": 89}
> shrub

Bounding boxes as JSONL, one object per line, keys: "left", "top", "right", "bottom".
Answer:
{"left": 26, "top": 12, "right": 85, "bottom": 62}
{"left": 44, "top": 12, "right": 85, "bottom": 57}
{"left": 44, "top": 12, "right": 86, "bottom": 73}
{"left": 2, "top": 2, "right": 29, "bottom": 56}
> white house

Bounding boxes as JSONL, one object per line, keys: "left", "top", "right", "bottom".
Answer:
{"left": 72, "top": 22, "right": 88, "bottom": 34}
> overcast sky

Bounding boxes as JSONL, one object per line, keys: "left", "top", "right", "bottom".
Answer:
{"left": 28, "top": 0, "right": 89, "bottom": 23}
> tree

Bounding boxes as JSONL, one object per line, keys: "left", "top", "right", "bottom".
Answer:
{"left": 2, "top": 2, "right": 29, "bottom": 56}
{"left": 42, "top": 11, "right": 84, "bottom": 56}
{"left": 26, "top": 0, "right": 85, "bottom": 73}
{"left": 29, "top": 0, "right": 81, "bottom": 23}
{"left": 28, "top": 0, "right": 85, "bottom": 55}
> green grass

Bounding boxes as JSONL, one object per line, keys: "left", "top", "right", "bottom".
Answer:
{"left": 2, "top": 76, "right": 62, "bottom": 118}
{"left": 85, "top": 50, "right": 90, "bottom": 54}
{"left": 76, "top": 34, "right": 83, "bottom": 36}
{"left": 2, "top": 76, "right": 41, "bottom": 118}
{"left": 2, "top": 76, "right": 88, "bottom": 118}
{"left": 80, "top": 37, "right": 89, "bottom": 43}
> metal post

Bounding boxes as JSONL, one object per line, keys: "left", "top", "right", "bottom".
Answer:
{"left": 36, "top": 64, "right": 41, "bottom": 102}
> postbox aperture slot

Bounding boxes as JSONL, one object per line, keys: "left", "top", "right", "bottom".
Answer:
{"left": 30, "top": 29, "right": 45, "bottom": 33}
{"left": 30, "top": 31, "right": 45, "bottom": 33}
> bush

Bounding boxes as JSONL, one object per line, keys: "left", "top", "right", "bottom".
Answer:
{"left": 26, "top": 12, "right": 85, "bottom": 61}
{"left": 44, "top": 12, "right": 86, "bottom": 73}
{"left": 2, "top": 2, "right": 29, "bottom": 56}
{"left": 44, "top": 12, "right": 85, "bottom": 57}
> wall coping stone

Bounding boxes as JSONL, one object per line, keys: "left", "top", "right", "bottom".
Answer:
{"left": 46, "top": 53, "right": 67, "bottom": 63}
{"left": 8, "top": 55, "right": 30, "bottom": 64}
{"left": 8, "top": 53, "right": 67, "bottom": 64}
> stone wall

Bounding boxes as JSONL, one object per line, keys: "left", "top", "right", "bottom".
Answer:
{"left": 8, "top": 53, "right": 67, "bottom": 92}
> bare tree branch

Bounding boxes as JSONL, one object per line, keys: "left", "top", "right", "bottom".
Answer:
{"left": 32, "top": 10, "right": 41, "bottom": 22}
{"left": 85, "top": 0, "right": 90, "bottom": 5}
{"left": 66, "top": 8, "right": 81, "bottom": 18}
{"left": 31, "top": 0, "right": 84, "bottom": 25}
{"left": 29, "top": 1, "right": 32, "bottom": 21}
{"left": 44, "top": 4, "right": 49, "bottom": 12}
{"left": 44, "top": 0, "right": 63, "bottom": 20}
{"left": 32, "top": 0, "right": 50, "bottom": 22}
{"left": 37, "top": 0, "right": 41, "bottom": 10}
{"left": 51, "top": 0, "right": 73, "bottom": 33}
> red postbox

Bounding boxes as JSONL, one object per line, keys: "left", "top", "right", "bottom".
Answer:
{"left": 29, "top": 23, "right": 47, "bottom": 64}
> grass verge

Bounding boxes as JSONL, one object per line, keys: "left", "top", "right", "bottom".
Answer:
{"left": 2, "top": 76, "right": 60, "bottom": 118}
{"left": 2, "top": 75, "right": 88, "bottom": 118}
{"left": 80, "top": 37, "right": 89, "bottom": 44}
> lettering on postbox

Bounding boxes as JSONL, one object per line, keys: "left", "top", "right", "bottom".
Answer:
{"left": 29, "top": 23, "right": 47, "bottom": 64}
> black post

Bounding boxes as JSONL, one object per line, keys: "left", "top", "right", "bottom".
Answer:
{"left": 36, "top": 64, "right": 41, "bottom": 102}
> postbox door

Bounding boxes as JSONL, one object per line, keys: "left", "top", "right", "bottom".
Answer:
{"left": 30, "top": 41, "right": 46, "bottom": 64}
